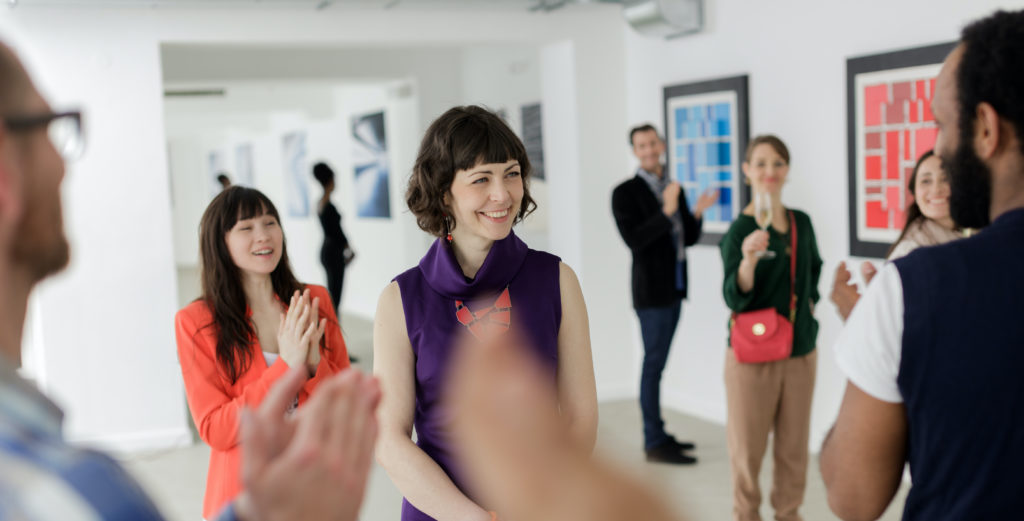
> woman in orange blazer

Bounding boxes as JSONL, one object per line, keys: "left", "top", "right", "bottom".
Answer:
{"left": 175, "top": 186, "right": 350, "bottom": 520}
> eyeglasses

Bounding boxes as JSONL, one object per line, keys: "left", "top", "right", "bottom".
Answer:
{"left": 4, "top": 110, "right": 84, "bottom": 161}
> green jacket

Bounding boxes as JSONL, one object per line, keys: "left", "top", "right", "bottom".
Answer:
{"left": 719, "top": 209, "right": 823, "bottom": 357}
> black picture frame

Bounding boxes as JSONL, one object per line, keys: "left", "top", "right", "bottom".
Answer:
{"left": 846, "top": 42, "right": 955, "bottom": 258}
{"left": 663, "top": 74, "right": 750, "bottom": 246}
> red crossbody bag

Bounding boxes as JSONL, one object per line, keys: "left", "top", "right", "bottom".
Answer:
{"left": 730, "top": 210, "right": 797, "bottom": 364}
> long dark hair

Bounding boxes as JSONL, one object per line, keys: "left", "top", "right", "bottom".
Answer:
{"left": 887, "top": 150, "right": 952, "bottom": 257}
{"left": 198, "top": 187, "right": 305, "bottom": 384}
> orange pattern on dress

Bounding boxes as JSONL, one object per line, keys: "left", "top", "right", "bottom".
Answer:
{"left": 454, "top": 287, "right": 511, "bottom": 340}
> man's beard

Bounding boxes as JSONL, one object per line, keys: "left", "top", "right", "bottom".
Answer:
{"left": 945, "top": 138, "right": 993, "bottom": 229}
{"left": 12, "top": 216, "right": 70, "bottom": 282}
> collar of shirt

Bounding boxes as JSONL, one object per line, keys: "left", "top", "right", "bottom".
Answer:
{"left": 0, "top": 354, "right": 64, "bottom": 441}
{"left": 636, "top": 165, "right": 668, "bottom": 200}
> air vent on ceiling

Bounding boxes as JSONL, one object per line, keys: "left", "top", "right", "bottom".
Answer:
{"left": 579, "top": 0, "right": 703, "bottom": 39}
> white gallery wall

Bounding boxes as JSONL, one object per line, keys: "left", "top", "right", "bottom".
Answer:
{"left": 459, "top": 45, "right": 550, "bottom": 252}
{"left": 623, "top": 0, "right": 1024, "bottom": 449}
{"left": 0, "top": 14, "right": 192, "bottom": 451}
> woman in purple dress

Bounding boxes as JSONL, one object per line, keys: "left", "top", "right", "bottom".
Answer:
{"left": 373, "top": 106, "right": 598, "bottom": 521}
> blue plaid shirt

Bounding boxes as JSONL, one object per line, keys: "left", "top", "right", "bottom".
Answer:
{"left": 0, "top": 358, "right": 238, "bottom": 521}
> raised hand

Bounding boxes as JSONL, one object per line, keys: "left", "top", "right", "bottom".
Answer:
{"left": 448, "top": 331, "right": 577, "bottom": 520}
{"left": 831, "top": 262, "right": 862, "bottom": 321}
{"left": 694, "top": 188, "right": 720, "bottom": 218}
{"left": 305, "top": 295, "right": 327, "bottom": 376}
{"left": 277, "top": 290, "right": 316, "bottom": 370}
{"left": 236, "top": 367, "right": 382, "bottom": 521}
{"left": 447, "top": 333, "right": 683, "bottom": 521}
{"left": 662, "top": 182, "right": 681, "bottom": 216}
{"left": 860, "top": 261, "right": 878, "bottom": 286}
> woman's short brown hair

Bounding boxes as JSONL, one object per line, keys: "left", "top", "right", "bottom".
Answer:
{"left": 744, "top": 134, "right": 790, "bottom": 164}
{"left": 406, "top": 105, "right": 537, "bottom": 237}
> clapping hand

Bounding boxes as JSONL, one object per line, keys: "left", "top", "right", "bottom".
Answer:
{"left": 305, "top": 295, "right": 327, "bottom": 376}
{"left": 235, "top": 367, "right": 381, "bottom": 521}
{"left": 277, "top": 290, "right": 319, "bottom": 373}
{"left": 694, "top": 189, "right": 720, "bottom": 219}
{"left": 448, "top": 332, "right": 565, "bottom": 517}
{"left": 662, "top": 182, "right": 682, "bottom": 216}
{"left": 830, "top": 262, "right": 861, "bottom": 321}
{"left": 448, "top": 333, "right": 684, "bottom": 521}
{"left": 860, "top": 261, "right": 878, "bottom": 285}
{"left": 830, "top": 261, "right": 880, "bottom": 321}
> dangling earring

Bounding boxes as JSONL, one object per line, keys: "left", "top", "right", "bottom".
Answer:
{"left": 443, "top": 213, "right": 453, "bottom": 243}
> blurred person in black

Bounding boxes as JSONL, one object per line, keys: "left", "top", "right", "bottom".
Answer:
{"left": 313, "top": 161, "right": 355, "bottom": 315}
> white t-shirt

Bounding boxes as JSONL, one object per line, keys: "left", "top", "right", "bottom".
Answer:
{"left": 263, "top": 351, "right": 298, "bottom": 413}
{"left": 832, "top": 263, "right": 905, "bottom": 404}
{"left": 263, "top": 351, "right": 279, "bottom": 366}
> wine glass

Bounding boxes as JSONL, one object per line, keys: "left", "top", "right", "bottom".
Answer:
{"left": 754, "top": 191, "right": 776, "bottom": 259}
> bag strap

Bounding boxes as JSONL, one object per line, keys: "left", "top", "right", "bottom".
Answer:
{"left": 788, "top": 210, "right": 798, "bottom": 323}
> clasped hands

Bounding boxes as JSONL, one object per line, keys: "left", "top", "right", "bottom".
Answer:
{"left": 277, "top": 289, "right": 327, "bottom": 376}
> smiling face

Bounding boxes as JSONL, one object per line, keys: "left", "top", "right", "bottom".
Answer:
{"left": 224, "top": 210, "right": 283, "bottom": 278}
{"left": 631, "top": 129, "right": 664, "bottom": 174}
{"left": 446, "top": 159, "right": 524, "bottom": 243}
{"left": 913, "top": 155, "right": 952, "bottom": 223}
{"left": 742, "top": 143, "right": 790, "bottom": 196}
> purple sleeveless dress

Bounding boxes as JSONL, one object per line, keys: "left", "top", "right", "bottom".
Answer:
{"left": 393, "top": 231, "right": 562, "bottom": 521}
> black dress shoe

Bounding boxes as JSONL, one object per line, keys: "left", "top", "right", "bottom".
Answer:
{"left": 645, "top": 440, "right": 698, "bottom": 465}
{"left": 667, "top": 435, "right": 696, "bottom": 452}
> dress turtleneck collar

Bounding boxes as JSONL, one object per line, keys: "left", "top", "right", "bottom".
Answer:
{"left": 418, "top": 231, "right": 529, "bottom": 300}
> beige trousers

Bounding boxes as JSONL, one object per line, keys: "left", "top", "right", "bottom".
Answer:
{"left": 724, "top": 349, "right": 817, "bottom": 521}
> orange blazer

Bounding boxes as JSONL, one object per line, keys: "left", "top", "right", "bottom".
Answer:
{"left": 175, "top": 283, "right": 350, "bottom": 519}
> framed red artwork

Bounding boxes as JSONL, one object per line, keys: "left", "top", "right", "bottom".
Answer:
{"left": 846, "top": 42, "right": 955, "bottom": 258}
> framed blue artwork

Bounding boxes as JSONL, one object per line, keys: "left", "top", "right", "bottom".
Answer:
{"left": 351, "top": 111, "right": 391, "bottom": 219}
{"left": 663, "top": 75, "right": 749, "bottom": 245}
{"left": 281, "top": 131, "right": 310, "bottom": 218}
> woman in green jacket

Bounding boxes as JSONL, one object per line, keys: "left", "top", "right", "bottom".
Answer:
{"left": 719, "top": 135, "right": 822, "bottom": 521}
